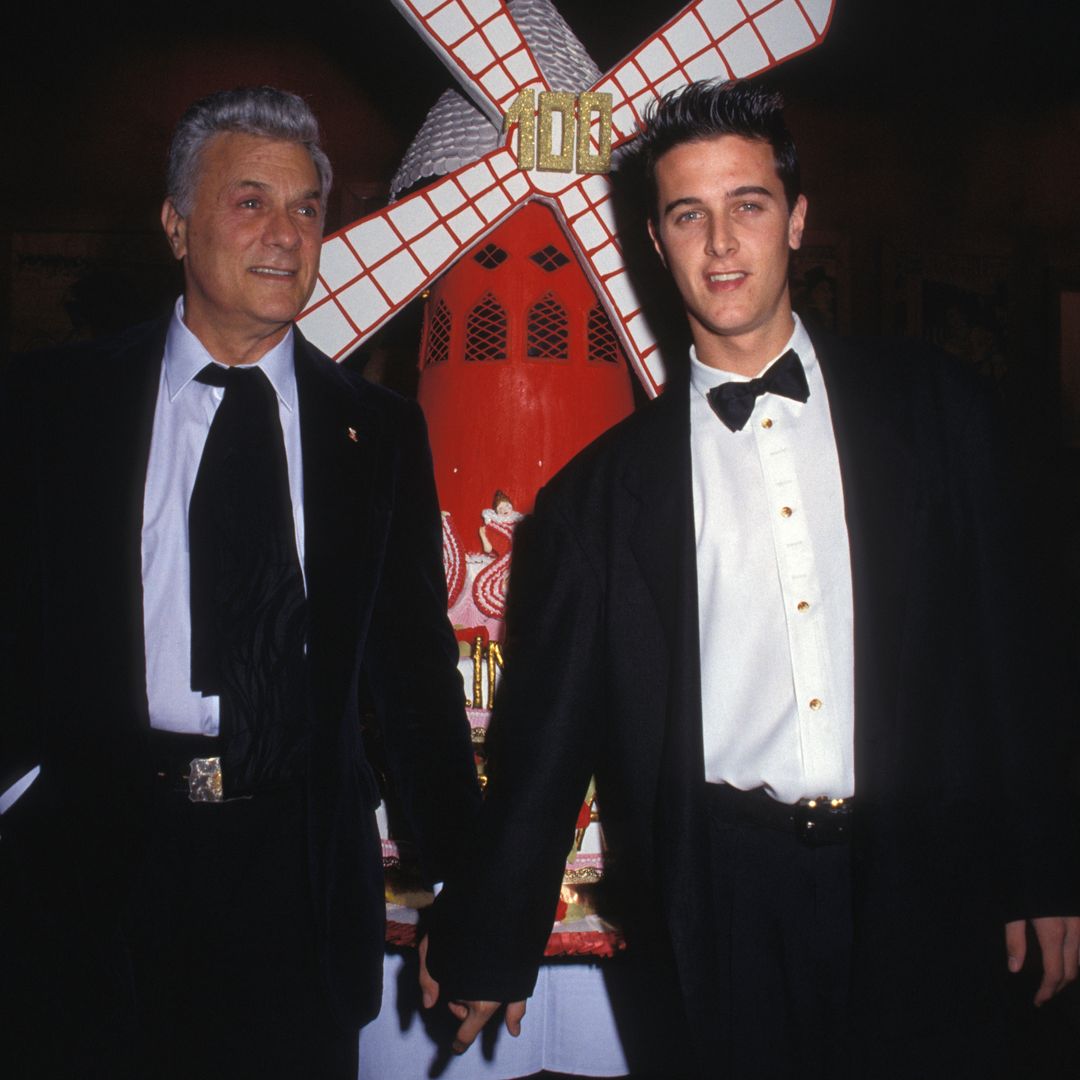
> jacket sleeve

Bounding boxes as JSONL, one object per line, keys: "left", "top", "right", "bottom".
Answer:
{"left": 425, "top": 480, "right": 606, "bottom": 1003}
{"left": 359, "top": 398, "right": 481, "bottom": 885}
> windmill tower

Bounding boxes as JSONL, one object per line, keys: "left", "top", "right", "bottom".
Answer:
{"left": 398, "top": 1, "right": 639, "bottom": 660}
{"left": 300, "top": 0, "right": 835, "bottom": 949}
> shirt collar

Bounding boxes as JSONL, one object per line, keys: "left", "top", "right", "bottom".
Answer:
{"left": 162, "top": 296, "right": 298, "bottom": 412}
{"left": 689, "top": 313, "right": 817, "bottom": 399}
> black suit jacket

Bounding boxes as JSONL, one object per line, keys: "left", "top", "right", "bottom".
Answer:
{"left": 0, "top": 319, "right": 480, "bottom": 1033}
{"left": 428, "top": 335, "right": 1077, "bottom": 1075}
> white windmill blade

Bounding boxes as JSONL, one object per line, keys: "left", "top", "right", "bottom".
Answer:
{"left": 548, "top": 179, "right": 663, "bottom": 397}
{"left": 298, "top": 146, "right": 530, "bottom": 359}
{"left": 391, "top": 0, "right": 549, "bottom": 126}
{"left": 589, "top": 0, "right": 837, "bottom": 150}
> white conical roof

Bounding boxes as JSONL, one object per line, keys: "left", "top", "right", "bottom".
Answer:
{"left": 513, "top": 0, "right": 601, "bottom": 97}
{"left": 390, "top": 0, "right": 602, "bottom": 200}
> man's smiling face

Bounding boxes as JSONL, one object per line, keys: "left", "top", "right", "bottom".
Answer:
{"left": 649, "top": 133, "right": 806, "bottom": 374}
{"left": 161, "top": 132, "right": 323, "bottom": 364}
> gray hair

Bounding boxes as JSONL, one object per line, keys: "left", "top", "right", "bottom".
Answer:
{"left": 166, "top": 86, "right": 333, "bottom": 216}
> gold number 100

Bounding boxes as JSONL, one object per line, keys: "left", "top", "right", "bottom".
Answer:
{"left": 503, "top": 90, "right": 614, "bottom": 175}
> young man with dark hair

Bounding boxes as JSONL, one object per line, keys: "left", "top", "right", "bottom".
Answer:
{"left": 421, "top": 79, "right": 1079, "bottom": 1078}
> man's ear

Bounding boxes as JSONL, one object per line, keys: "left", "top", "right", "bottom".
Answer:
{"left": 647, "top": 218, "right": 667, "bottom": 268}
{"left": 161, "top": 198, "right": 187, "bottom": 261}
{"left": 787, "top": 194, "right": 808, "bottom": 252}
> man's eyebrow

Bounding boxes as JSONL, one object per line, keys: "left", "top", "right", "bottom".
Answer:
{"left": 662, "top": 195, "right": 702, "bottom": 217}
{"left": 231, "top": 179, "right": 322, "bottom": 202}
{"left": 727, "top": 185, "right": 775, "bottom": 199}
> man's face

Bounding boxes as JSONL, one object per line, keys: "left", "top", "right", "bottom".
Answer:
{"left": 161, "top": 132, "right": 323, "bottom": 363}
{"left": 648, "top": 134, "right": 806, "bottom": 371}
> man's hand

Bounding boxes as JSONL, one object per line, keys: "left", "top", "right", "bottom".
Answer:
{"left": 1005, "top": 916, "right": 1080, "bottom": 1005}
{"left": 418, "top": 935, "right": 527, "bottom": 1054}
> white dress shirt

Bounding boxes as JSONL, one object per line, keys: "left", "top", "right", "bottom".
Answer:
{"left": 141, "top": 298, "right": 306, "bottom": 735}
{"left": 690, "top": 315, "right": 855, "bottom": 803}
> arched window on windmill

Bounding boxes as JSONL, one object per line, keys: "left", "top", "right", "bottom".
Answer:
{"left": 420, "top": 298, "right": 452, "bottom": 369}
{"left": 588, "top": 304, "right": 622, "bottom": 365}
{"left": 464, "top": 291, "right": 508, "bottom": 362}
{"left": 526, "top": 292, "right": 569, "bottom": 362}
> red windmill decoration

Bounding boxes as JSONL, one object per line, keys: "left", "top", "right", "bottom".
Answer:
{"left": 418, "top": 200, "right": 636, "bottom": 641}
{"left": 298, "top": 0, "right": 836, "bottom": 398}
{"left": 301, "top": 0, "right": 836, "bottom": 952}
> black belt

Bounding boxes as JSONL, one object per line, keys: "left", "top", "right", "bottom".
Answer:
{"left": 706, "top": 783, "right": 853, "bottom": 846}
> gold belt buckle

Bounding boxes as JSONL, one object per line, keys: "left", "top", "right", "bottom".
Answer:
{"left": 187, "top": 756, "right": 223, "bottom": 803}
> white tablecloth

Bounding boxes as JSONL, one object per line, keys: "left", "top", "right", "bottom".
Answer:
{"left": 358, "top": 951, "right": 629, "bottom": 1079}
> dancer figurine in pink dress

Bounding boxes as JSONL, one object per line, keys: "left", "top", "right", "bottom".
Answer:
{"left": 474, "top": 491, "right": 523, "bottom": 621}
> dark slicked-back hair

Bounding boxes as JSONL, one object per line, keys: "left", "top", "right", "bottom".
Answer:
{"left": 637, "top": 79, "right": 800, "bottom": 219}
{"left": 166, "top": 86, "right": 332, "bottom": 216}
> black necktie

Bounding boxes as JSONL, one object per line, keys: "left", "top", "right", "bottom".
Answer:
{"left": 188, "top": 363, "right": 308, "bottom": 797}
{"left": 706, "top": 348, "right": 810, "bottom": 432}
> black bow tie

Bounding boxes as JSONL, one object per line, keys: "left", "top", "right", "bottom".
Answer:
{"left": 706, "top": 349, "right": 810, "bottom": 432}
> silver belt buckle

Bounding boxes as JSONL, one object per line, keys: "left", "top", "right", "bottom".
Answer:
{"left": 187, "top": 756, "right": 223, "bottom": 803}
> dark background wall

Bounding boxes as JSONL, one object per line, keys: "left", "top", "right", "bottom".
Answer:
{"left": 2, "top": 0, "right": 1079, "bottom": 533}
{"left": 3, "top": 1, "right": 1078, "bottom": 357}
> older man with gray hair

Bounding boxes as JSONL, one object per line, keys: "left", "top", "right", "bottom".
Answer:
{"left": 1, "top": 86, "right": 480, "bottom": 1078}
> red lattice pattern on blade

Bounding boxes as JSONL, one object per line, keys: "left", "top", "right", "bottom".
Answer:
{"left": 592, "top": 0, "right": 834, "bottom": 151}
{"left": 553, "top": 175, "right": 664, "bottom": 397}
{"left": 392, "top": 0, "right": 548, "bottom": 123}
{"left": 299, "top": 146, "right": 528, "bottom": 361}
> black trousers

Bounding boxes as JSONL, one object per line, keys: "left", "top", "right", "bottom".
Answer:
{"left": 598, "top": 792, "right": 854, "bottom": 1080}
{"left": 119, "top": 783, "right": 359, "bottom": 1080}
{"left": 705, "top": 789, "right": 854, "bottom": 1080}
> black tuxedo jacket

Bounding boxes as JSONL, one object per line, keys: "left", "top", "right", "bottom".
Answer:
{"left": 428, "top": 335, "right": 1077, "bottom": 1075}
{"left": 0, "top": 319, "right": 480, "bottom": 1033}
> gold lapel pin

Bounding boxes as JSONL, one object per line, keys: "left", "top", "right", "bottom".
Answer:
{"left": 347, "top": 427, "right": 358, "bottom": 443}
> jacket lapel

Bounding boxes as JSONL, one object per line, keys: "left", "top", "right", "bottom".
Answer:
{"left": 293, "top": 335, "right": 385, "bottom": 725}
{"left": 100, "top": 321, "right": 167, "bottom": 727}
{"left": 625, "top": 385, "right": 707, "bottom": 799}
{"left": 624, "top": 381, "right": 699, "bottom": 660}
{"left": 816, "top": 336, "right": 917, "bottom": 780}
